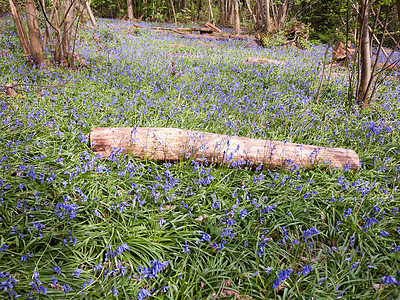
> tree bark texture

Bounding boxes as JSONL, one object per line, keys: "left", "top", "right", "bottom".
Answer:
{"left": 358, "top": 0, "right": 371, "bottom": 106}
{"left": 90, "top": 127, "right": 360, "bottom": 171}
{"left": 86, "top": 1, "right": 98, "bottom": 26}
{"left": 127, "top": 0, "right": 134, "bottom": 20}
{"left": 62, "top": 0, "right": 76, "bottom": 63}
{"left": 25, "top": 0, "right": 45, "bottom": 64}
{"left": 9, "top": 0, "right": 30, "bottom": 57}
{"left": 234, "top": 0, "right": 240, "bottom": 34}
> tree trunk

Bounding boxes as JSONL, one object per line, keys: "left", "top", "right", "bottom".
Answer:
{"left": 244, "top": 0, "right": 256, "bottom": 24}
{"left": 90, "top": 127, "right": 360, "bottom": 171}
{"left": 234, "top": 0, "right": 240, "bottom": 34}
{"left": 265, "top": 0, "right": 271, "bottom": 32}
{"left": 62, "top": 0, "right": 75, "bottom": 64}
{"left": 86, "top": 1, "right": 98, "bottom": 27}
{"left": 9, "top": 0, "right": 30, "bottom": 57}
{"left": 25, "top": 0, "right": 45, "bottom": 64}
{"left": 169, "top": 0, "right": 177, "bottom": 25}
{"left": 127, "top": 0, "right": 134, "bottom": 20}
{"left": 396, "top": 0, "right": 400, "bottom": 23}
{"left": 277, "top": 0, "right": 289, "bottom": 28}
{"left": 358, "top": 0, "right": 371, "bottom": 106}
{"left": 219, "top": 0, "right": 225, "bottom": 26}
{"left": 208, "top": 0, "right": 215, "bottom": 24}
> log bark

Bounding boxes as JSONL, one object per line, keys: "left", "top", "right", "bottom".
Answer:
{"left": 205, "top": 21, "right": 222, "bottom": 33}
{"left": 90, "top": 127, "right": 360, "bottom": 171}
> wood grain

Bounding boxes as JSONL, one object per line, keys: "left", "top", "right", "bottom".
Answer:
{"left": 90, "top": 127, "right": 360, "bottom": 170}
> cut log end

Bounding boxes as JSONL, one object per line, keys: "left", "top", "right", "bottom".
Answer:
{"left": 90, "top": 127, "right": 360, "bottom": 171}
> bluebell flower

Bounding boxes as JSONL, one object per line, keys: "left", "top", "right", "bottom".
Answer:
{"left": 62, "top": 284, "right": 72, "bottom": 293}
{"left": 161, "top": 285, "right": 170, "bottom": 293}
{"left": 21, "top": 252, "right": 32, "bottom": 261}
{"left": 318, "top": 278, "right": 326, "bottom": 285}
{"left": 298, "top": 265, "right": 312, "bottom": 276}
{"left": 52, "top": 276, "right": 58, "bottom": 285}
{"left": 302, "top": 227, "right": 320, "bottom": 240}
{"left": 382, "top": 275, "right": 398, "bottom": 285}
{"left": 54, "top": 265, "right": 61, "bottom": 275}
{"left": 343, "top": 208, "right": 352, "bottom": 218}
{"left": 72, "top": 268, "right": 82, "bottom": 277}
{"left": 94, "top": 263, "right": 103, "bottom": 271}
{"left": 138, "top": 288, "right": 151, "bottom": 299}
{"left": 112, "top": 287, "right": 119, "bottom": 296}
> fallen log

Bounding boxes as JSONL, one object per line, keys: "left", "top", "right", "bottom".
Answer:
{"left": 90, "top": 127, "right": 359, "bottom": 171}
{"left": 244, "top": 57, "right": 286, "bottom": 66}
{"left": 205, "top": 22, "right": 222, "bottom": 33}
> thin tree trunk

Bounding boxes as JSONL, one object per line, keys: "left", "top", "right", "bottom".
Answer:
{"left": 358, "top": 0, "right": 371, "bottom": 106}
{"left": 25, "top": 0, "right": 45, "bottom": 64}
{"left": 265, "top": 0, "right": 271, "bottom": 32}
{"left": 169, "top": 0, "right": 177, "bottom": 25}
{"left": 277, "top": 0, "right": 289, "bottom": 29}
{"left": 208, "top": 0, "right": 214, "bottom": 24}
{"left": 396, "top": 0, "right": 400, "bottom": 23}
{"left": 86, "top": 1, "right": 97, "bottom": 26}
{"left": 62, "top": 0, "right": 75, "bottom": 64}
{"left": 244, "top": 0, "right": 256, "bottom": 24}
{"left": 127, "top": 0, "right": 134, "bottom": 20}
{"left": 219, "top": 0, "right": 225, "bottom": 26}
{"left": 9, "top": 0, "right": 30, "bottom": 57}
{"left": 234, "top": 0, "right": 240, "bottom": 34}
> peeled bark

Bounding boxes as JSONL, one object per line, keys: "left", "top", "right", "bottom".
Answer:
{"left": 127, "top": 0, "right": 134, "bottom": 20}
{"left": 358, "top": 0, "right": 371, "bottom": 106}
{"left": 9, "top": 0, "right": 30, "bottom": 57}
{"left": 90, "top": 127, "right": 360, "bottom": 171}
{"left": 25, "top": 0, "right": 45, "bottom": 65}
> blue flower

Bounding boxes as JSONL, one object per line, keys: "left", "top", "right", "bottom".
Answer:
{"left": 72, "top": 268, "right": 82, "bottom": 277}
{"left": 299, "top": 265, "right": 312, "bottom": 276}
{"left": 54, "top": 265, "right": 61, "bottom": 275}
{"left": 112, "top": 287, "right": 119, "bottom": 296}
{"left": 62, "top": 284, "right": 72, "bottom": 293}
{"left": 52, "top": 276, "right": 58, "bottom": 285}
{"left": 138, "top": 288, "right": 151, "bottom": 300}
{"left": 302, "top": 227, "right": 320, "bottom": 241}
{"left": 382, "top": 275, "right": 398, "bottom": 286}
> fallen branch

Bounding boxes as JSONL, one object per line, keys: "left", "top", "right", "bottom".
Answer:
{"left": 90, "top": 127, "right": 360, "bottom": 171}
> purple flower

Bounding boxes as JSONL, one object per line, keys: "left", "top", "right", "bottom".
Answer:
{"left": 54, "top": 265, "right": 61, "bottom": 275}
{"left": 382, "top": 275, "right": 398, "bottom": 286}
{"left": 72, "top": 268, "right": 82, "bottom": 277}
{"left": 112, "top": 287, "right": 119, "bottom": 296}
{"left": 299, "top": 265, "right": 312, "bottom": 276}
{"left": 62, "top": 284, "right": 72, "bottom": 293}
{"left": 138, "top": 288, "right": 151, "bottom": 299}
{"left": 52, "top": 276, "right": 58, "bottom": 285}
